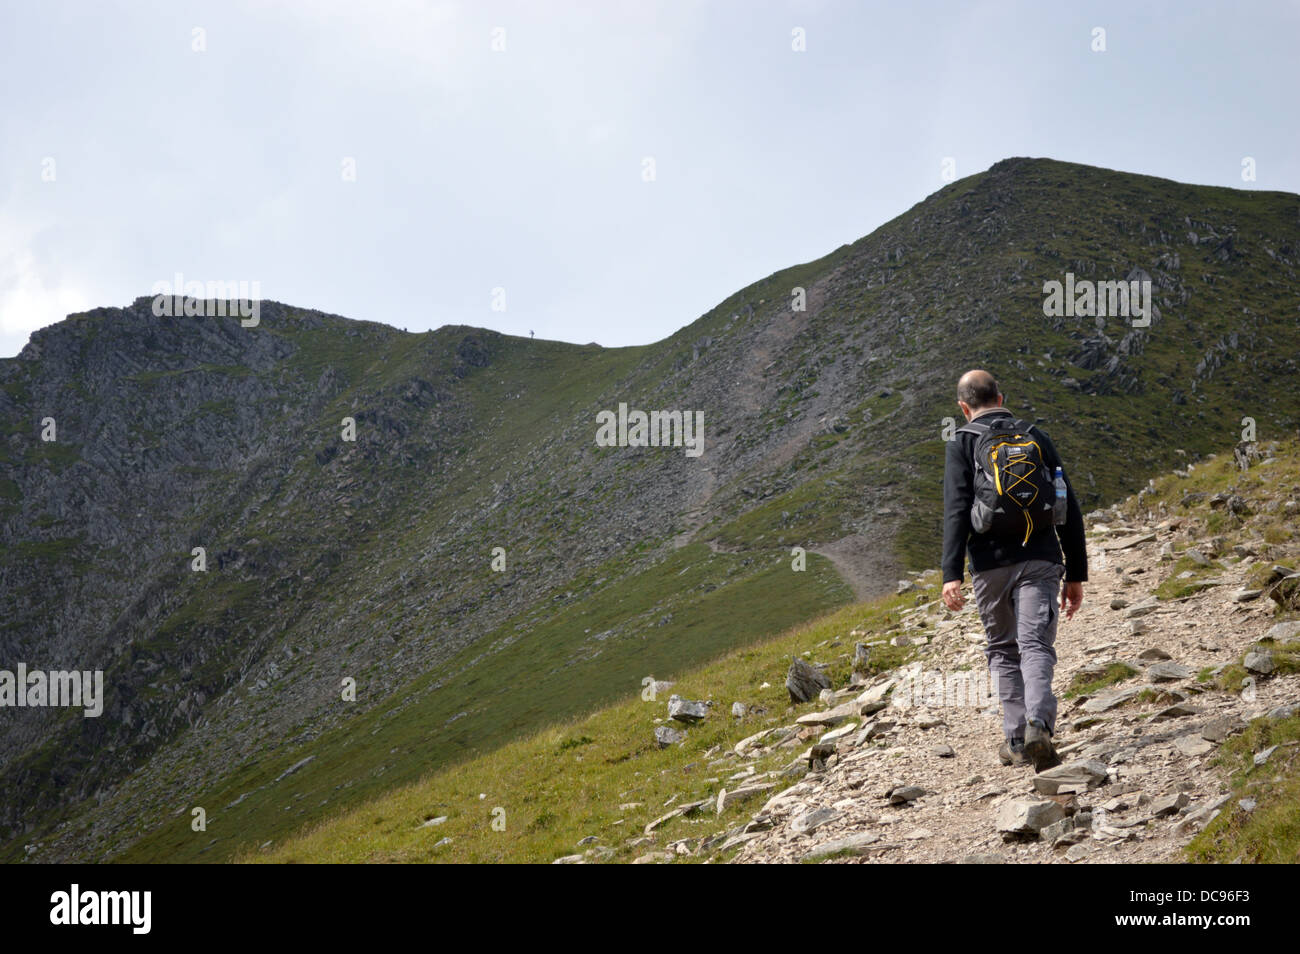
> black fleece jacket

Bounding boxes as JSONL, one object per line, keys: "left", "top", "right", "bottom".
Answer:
{"left": 942, "top": 408, "right": 1088, "bottom": 584}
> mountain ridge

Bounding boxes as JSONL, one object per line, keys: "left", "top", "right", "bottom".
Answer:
{"left": 2, "top": 156, "right": 1298, "bottom": 862}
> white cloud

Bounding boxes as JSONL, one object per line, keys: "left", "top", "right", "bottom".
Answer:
{"left": 0, "top": 222, "right": 92, "bottom": 355}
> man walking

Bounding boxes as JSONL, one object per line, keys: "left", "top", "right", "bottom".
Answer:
{"left": 940, "top": 370, "right": 1086, "bottom": 771}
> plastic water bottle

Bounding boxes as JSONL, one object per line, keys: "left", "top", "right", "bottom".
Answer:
{"left": 1053, "top": 466, "right": 1067, "bottom": 525}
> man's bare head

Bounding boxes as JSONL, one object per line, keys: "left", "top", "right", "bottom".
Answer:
{"left": 957, "top": 370, "right": 1001, "bottom": 412}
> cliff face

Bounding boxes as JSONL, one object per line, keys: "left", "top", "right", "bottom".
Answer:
{"left": 2, "top": 157, "right": 1298, "bottom": 862}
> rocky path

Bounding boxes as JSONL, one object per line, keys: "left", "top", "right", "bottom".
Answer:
{"left": 724, "top": 513, "right": 1300, "bottom": 864}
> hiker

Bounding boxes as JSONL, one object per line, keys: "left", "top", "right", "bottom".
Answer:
{"left": 940, "top": 370, "right": 1087, "bottom": 771}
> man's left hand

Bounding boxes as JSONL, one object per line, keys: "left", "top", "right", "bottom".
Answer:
{"left": 1061, "top": 581, "right": 1083, "bottom": 620}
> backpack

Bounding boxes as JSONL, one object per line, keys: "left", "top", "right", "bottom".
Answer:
{"left": 957, "top": 416, "right": 1056, "bottom": 546}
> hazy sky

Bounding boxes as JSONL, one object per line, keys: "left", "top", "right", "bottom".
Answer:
{"left": 2, "top": 0, "right": 1297, "bottom": 358}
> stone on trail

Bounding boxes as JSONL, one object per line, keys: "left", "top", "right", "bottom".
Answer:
{"left": 1123, "top": 600, "right": 1160, "bottom": 619}
{"left": 1065, "top": 842, "right": 1098, "bottom": 862}
{"left": 888, "top": 785, "right": 926, "bottom": 805}
{"left": 1082, "top": 686, "right": 1141, "bottom": 713}
{"left": 1200, "top": 715, "right": 1244, "bottom": 742}
{"left": 1147, "top": 661, "right": 1193, "bottom": 682}
{"left": 1153, "top": 702, "right": 1201, "bottom": 719}
{"left": 819, "top": 722, "right": 858, "bottom": 744}
{"left": 854, "top": 720, "right": 895, "bottom": 746}
{"left": 1264, "top": 620, "right": 1300, "bottom": 642}
{"left": 996, "top": 799, "right": 1066, "bottom": 836}
{"left": 790, "top": 806, "right": 840, "bottom": 835}
{"left": 801, "top": 831, "right": 882, "bottom": 861}
{"left": 1150, "top": 792, "right": 1189, "bottom": 817}
{"left": 1174, "top": 734, "right": 1215, "bottom": 758}
{"left": 1243, "top": 651, "right": 1276, "bottom": 675}
{"left": 1032, "top": 759, "right": 1108, "bottom": 795}
{"left": 1104, "top": 532, "right": 1156, "bottom": 551}
{"left": 855, "top": 678, "right": 896, "bottom": 707}
{"left": 795, "top": 701, "right": 857, "bottom": 727}
{"left": 1084, "top": 641, "right": 1122, "bottom": 655}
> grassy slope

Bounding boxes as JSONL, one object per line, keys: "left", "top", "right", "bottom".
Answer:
{"left": 245, "top": 591, "right": 922, "bottom": 864}
{"left": 1186, "top": 714, "right": 1300, "bottom": 863}
{"left": 112, "top": 546, "right": 852, "bottom": 862}
{"left": 1109, "top": 438, "right": 1300, "bottom": 863}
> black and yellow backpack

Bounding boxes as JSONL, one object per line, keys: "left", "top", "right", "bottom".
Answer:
{"left": 958, "top": 416, "right": 1057, "bottom": 546}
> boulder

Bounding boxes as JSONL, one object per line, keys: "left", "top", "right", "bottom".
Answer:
{"left": 1264, "top": 620, "right": 1300, "bottom": 642}
{"left": 996, "top": 799, "right": 1066, "bottom": 836}
{"left": 716, "top": 783, "right": 776, "bottom": 814}
{"left": 818, "top": 722, "right": 858, "bottom": 744}
{"left": 795, "top": 701, "right": 857, "bottom": 727}
{"left": 667, "top": 694, "right": 709, "bottom": 723}
{"left": 1174, "top": 735, "right": 1215, "bottom": 758}
{"left": 1147, "top": 661, "right": 1193, "bottom": 682}
{"left": 654, "top": 725, "right": 686, "bottom": 747}
{"left": 1200, "top": 715, "right": 1245, "bottom": 742}
{"left": 1032, "top": 760, "right": 1108, "bottom": 795}
{"left": 1150, "top": 792, "right": 1189, "bottom": 817}
{"left": 790, "top": 806, "right": 840, "bottom": 835}
{"left": 888, "top": 785, "right": 926, "bottom": 805}
{"left": 1243, "top": 651, "right": 1276, "bottom": 675}
{"left": 787, "top": 657, "right": 832, "bottom": 703}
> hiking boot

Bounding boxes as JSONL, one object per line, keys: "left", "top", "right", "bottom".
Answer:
{"left": 998, "top": 737, "right": 1027, "bottom": 766}
{"left": 1024, "top": 718, "right": 1061, "bottom": 771}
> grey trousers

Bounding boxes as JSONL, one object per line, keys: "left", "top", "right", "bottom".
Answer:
{"left": 971, "top": 558, "right": 1065, "bottom": 741}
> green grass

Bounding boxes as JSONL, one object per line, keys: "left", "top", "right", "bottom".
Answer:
{"left": 240, "top": 585, "right": 926, "bottom": 863}
{"left": 1065, "top": 662, "right": 1139, "bottom": 699}
{"left": 109, "top": 545, "right": 855, "bottom": 863}
{"left": 1186, "top": 714, "right": 1300, "bottom": 863}
{"left": 1154, "top": 555, "right": 1224, "bottom": 600}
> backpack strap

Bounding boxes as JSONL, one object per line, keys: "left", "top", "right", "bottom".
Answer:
{"left": 956, "top": 418, "right": 992, "bottom": 437}
{"left": 961, "top": 415, "right": 1036, "bottom": 437}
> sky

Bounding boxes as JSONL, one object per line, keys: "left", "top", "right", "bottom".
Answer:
{"left": 2, "top": 0, "right": 1297, "bottom": 358}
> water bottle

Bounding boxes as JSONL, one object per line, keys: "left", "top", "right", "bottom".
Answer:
{"left": 1053, "top": 466, "right": 1067, "bottom": 525}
